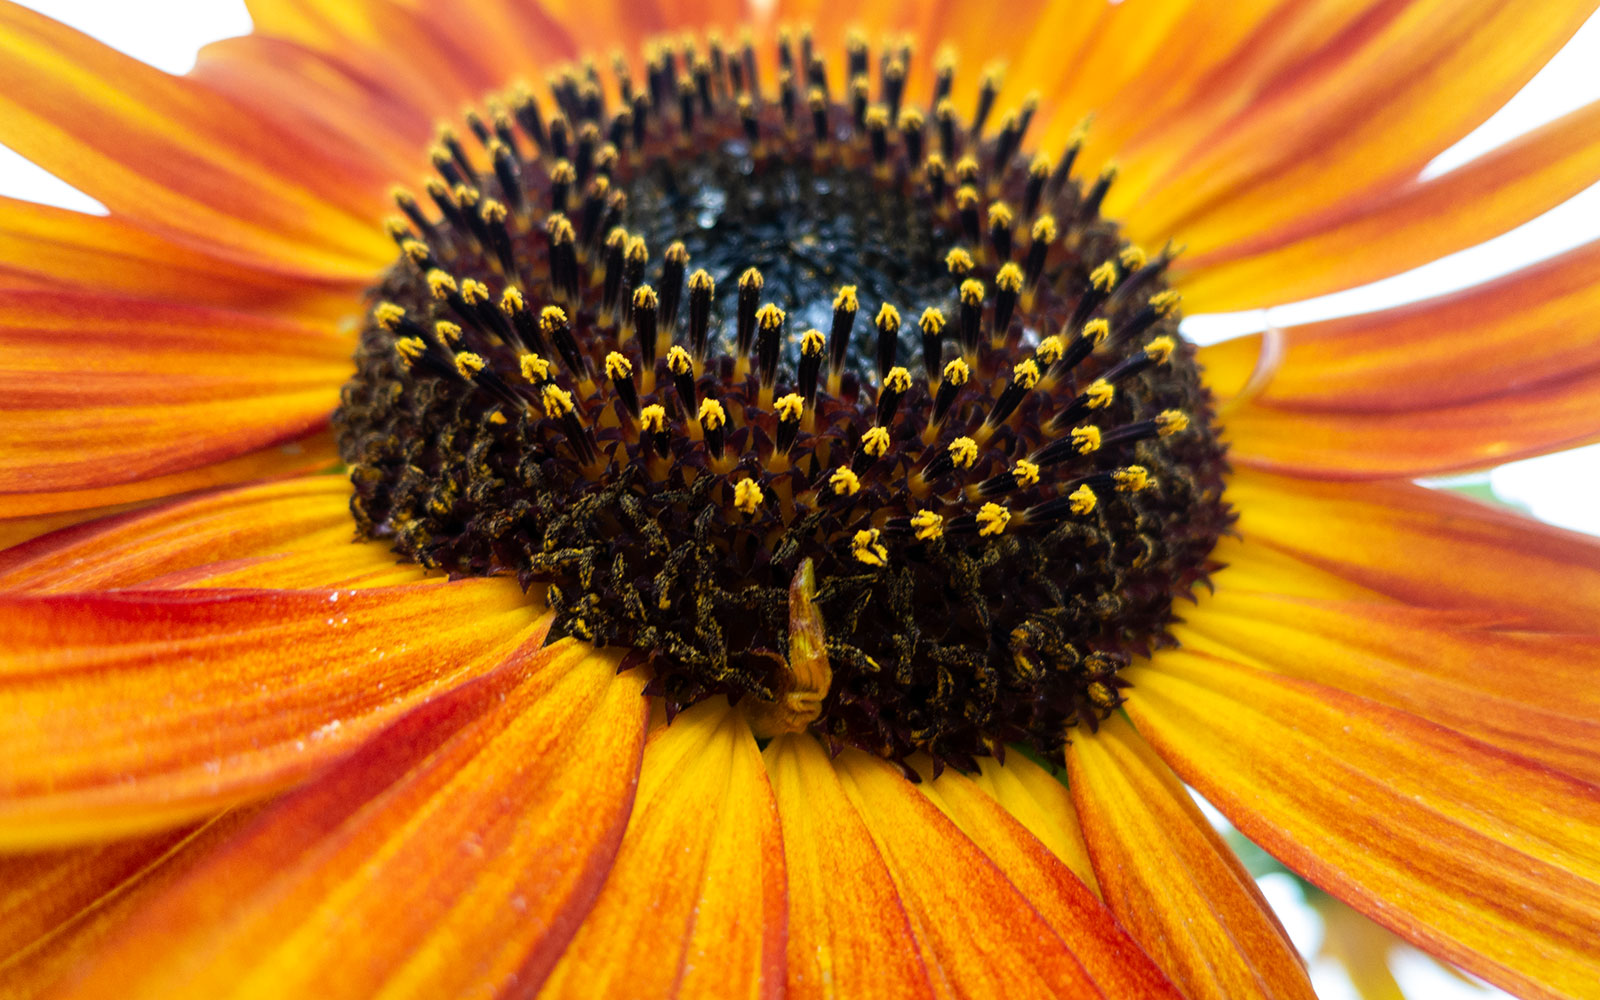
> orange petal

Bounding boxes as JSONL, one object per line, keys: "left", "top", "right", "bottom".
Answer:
{"left": 1175, "top": 588, "right": 1600, "bottom": 786}
{"left": 969, "top": 753, "right": 1098, "bottom": 893}
{"left": 0, "top": 476, "right": 422, "bottom": 593}
{"left": 918, "top": 761, "right": 1186, "bottom": 999}
{"left": 0, "top": 579, "right": 541, "bottom": 846}
{"left": 0, "top": 427, "right": 336, "bottom": 523}
{"left": 0, "top": 808, "right": 261, "bottom": 998}
{"left": 832, "top": 745, "right": 1148, "bottom": 999}
{"left": 0, "top": 823, "right": 200, "bottom": 963}
{"left": 1124, "top": 650, "right": 1600, "bottom": 1000}
{"left": 1068, "top": 715, "right": 1315, "bottom": 1000}
{"left": 540, "top": 698, "right": 787, "bottom": 1000}
{"left": 0, "top": 2, "right": 388, "bottom": 276}
{"left": 1117, "top": 0, "right": 1595, "bottom": 262}
{"left": 0, "top": 196, "right": 358, "bottom": 317}
{"left": 46, "top": 639, "right": 649, "bottom": 1000}
{"left": 0, "top": 288, "right": 349, "bottom": 495}
{"left": 1177, "top": 103, "right": 1600, "bottom": 310}
{"left": 764, "top": 733, "right": 937, "bottom": 1000}
{"left": 1228, "top": 468, "right": 1600, "bottom": 631}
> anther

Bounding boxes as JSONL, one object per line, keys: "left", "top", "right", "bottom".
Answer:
{"left": 490, "top": 142, "right": 522, "bottom": 212}
{"left": 925, "top": 154, "right": 948, "bottom": 201}
{"left": 865, "top": 104, "right": 891, "bottom": 166}
{"left": 1024, "top": 215, "right": 1056, "bottom": 288}
{"left": 946, "top": 246, "right": 974, "bottom": 278}
{"left": 958, "top": 279, "right": 985, "bottom": 357}
{"left": 550, "top": 160, "right": 576, "bottom": 214}
{"left": 910, "top": 509, "right": 944, "bottom": 541}
{"left": 755, "top": 302, "right": 785, "bottom": 390}
{"left": 956, "top": 186, "right": 982, "bottom": 245}
{"left": 900, "top": 108, "right": 925, "bottom": 165}
{"left": 545, "top": 214, "right": 580, "bottom": 301}
{"left": 976, "top": 502, "right": 1011, "bottom": 537}
{"left": 828, "top": 285, "right": 859, "bottom": 383}
{"left": 993, "top": 263, "right": 1023, "bottom": 342}
{"left": 393, "top": 189, "right": 437, "bottom": 242}
{"left": 601, "top": 228, "right": 629, "bottom": 318}
{"left": 852, "top": 528, "right": 888, "bottom": 567}
{"left": 1022, "top": 156, "right": 1050, "bottom": 219}
{"left": 632, "top": 285, "right": 660, "bottom": 368}
{"left": 930, "top": 357, "right": 969, "bottom": 429}
{"left": 972, "top": 63, "right": 1003, "bottom": 137}
{"left": 877, "top": 366, "right": 911, "bottom": 426}
{"left": 918, "top": 307, "right": 946, "bottom": 384}
{"left": 659, "top": 242, "right": 690, "bottom": 332}
{"left": 774, "top": 392, "right": 804, "bottom": 454}
{"left": 667, "top": 345, "right": 698, "bottom": 415}
{"left": 540, "top": 305, "right": 590, "bottom": 380}
{"left": 686, "top": 269, "right": 715, "bottom": 360}
{"left": 989, "top": 202, "right": 1015, "bottom": 262}
{"left": 733, "top": 478, "right": 764, "bottom": 515}
{"left": 1079, "top": 163, "right": 1117, "bottom": 222}
{"left": 797, "top": 329, "right": 825, "bottom": 408}
{"left": 737, "top": 267, "right": 764, "bottom": 360}
{"left": 501, "top": 287, "right": 546, "bottom": 354}
{"left": 606, "top": 350, "right": 641, "bottom": 417}
{"left": 874, "top": 303, "right": 901, "bottom": 381}
{"left": 699, "top": 397, "right": 727, "bottom": 459}
{"left": 830, "top": 466, "right": 862, "bottom": 497}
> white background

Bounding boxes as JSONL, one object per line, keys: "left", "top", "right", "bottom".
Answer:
{"left": 4, "top": 2, "right": 1598, "bottom": 997}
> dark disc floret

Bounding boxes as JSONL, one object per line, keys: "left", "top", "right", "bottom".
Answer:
{"left": 334, "top": 28, "right": 1232, "bottom": 770}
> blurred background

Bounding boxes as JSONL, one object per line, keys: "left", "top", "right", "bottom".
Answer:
{"left": 3, "top": 2, "right": 1597, "bottom": 997}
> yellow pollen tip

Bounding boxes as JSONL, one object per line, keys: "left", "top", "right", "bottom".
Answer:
{"left": 394, "top": 336, "right": 426, "bottom": 366}
{"left": 830, "top": 467, "right": 862, "bottom": 496}
{"left": 1032, "top": 215, "right": 1058, "bottom": 242}
{"left": 500, "top": 287, "right": 526, "bottom": 314}
{"left": 955, "top": 186, "right": 980, "bottom": 210}
{"left": 875, "top": 303, "right": 901, "bottom": 331}
{"left": 633, "top": 284, "right": 658, "bottom": 309}
{"left": 1156, "top": 410, "right": 1190, "bottom": 436}
{"left": 955, "top": 155, "right": 980, "bottom": 181}
{"left": 946, "top": 248, "right": 975, "bottom": 275}
{"left": 402, "top": 241, "right": 431, "bottom": 265}
{"left": 605, "top": 228, "right": 628, "bottom": 250}
{"left": 988, "top": 203, "right": 1014, "bottom": 227}
{"left": 1087, "top": 681, "right": 1116, "bottom": 708}
{"left": 1036, "top": 336, "right": 1065, "bottom": 364}
{"left": 1030, "top": 155, "right": 1051, "bottom": 178}
{"left": 541, "top": 384, "right": 575, "bottom": 416}
{"left": 1115, "top": 466, "right": 1151, "bottom": 492}
{"left": 519, "top": 353, "right": 552, "bottom": 382}
{"left": 925, "top": 153, "right": 947, "bottom": 175}
{"left": 666, "top": 242, "right": 690, "bottom": 264}
{"left": 427, "top": 270, "right": 458, "bottom": 297}
{"left": 625, "top": 236, "right": 648, "bottom": 263}
{"left": 1090, "top": 261, "right": 1119, "bottom": 291}
{"left": 739, "top": 267, "right": 764, "bottom": 290}
{"left": 800, "top": 329, "right": 826, "bottom": 357}
{"left": 901, "top": 108, "right": 926, "bottom": 129}
{"left": 374, "top": 302, "right": 406, "bottom": 330}
{"left": 948, "top": 436, "right": 978, "bottom": 469}
{"left": 454, "top": 352, "right": 486, "bottom": 378}
{"left": 689, "top": 269, "right": 715, "bottom": 293}
{"left": 697, "top": 398, "right": 726, "bottom": 430}
{"left": 1085, "top": 379, "right": 1115, "bottom": 408}
{"left": 918, "top": 307, "right": 947, "bottom": 334}
{"left": 775, "top": 393, "right": 805, "bottom": 422}
{"left": 1069, "top": 485, "right": 1098, "bottom": 515}
{"left": 1071, "top": 425, "right": 1102, "bottom": 454}
{"left": 1143, "top": 336, "right": 1177, "bottom": 364}
{"left": 453, "top": 185, "right": 479, "bottom": 208}
{"left": 756, "top": 303, "right": 786, "bottom": 330}
{"left": 833, "top": 285, "right": 859, "bottom": 312}
{"left": 604, "top": 351, "right": 633, "bottom": 380}
{"left": 862, "top": 426, "right": 891, "bottom": 457}
{"left": 1013, "top": 359, "right": 1041, "bottom": 389}
{"left": 1151, "top": 290, "right": 1182, "bottom": 315}
{"left": 1120, "top": 245, "right": 1148, "bottom": 270}
{"left": 851, "top": 528, "right": 889, "bottom": 567}
{"left": 546, "top": 215, "right": 576, "bottom": 242}
{"left": 977, "top": 502, "right": 1011, "bottom": 537}
{"left": 996, "top": 263, "right": 1024, "bottom": 293}
{"left": 959, "top": 279, "right": 985, "bottom": 305}
{"left": 639, "top": 403, "right": 667, "bottom": 433}
{"left": 911, "top": 510, "right": 945, "bottom": 541}
{"left": 551, "top": 160, "right": 576, "bottom": 183}
{"left": 884, "top": 366, "right": 912, "bottom": 393}
{"left": 1084, "top": 318, "right": 1111, "bottom": 346}
{"left": 668, "top": 345, "right": 693, "bottom": 375}
{"left": 732, "top": 478, "right": 764, "bottom": 515}
{"left": 481, "top": 200, "right": 508, "bottom": 224}
{"left": 487, "top": 410, "right": 508, "bottom": 425}
{"left": 865, "top": 105, "right": 890, "bottom": 129}
{"left": 460, "top": 279, "right": 490, "bottom": 305}
{"left": 434, "top": 321, "right": 463, "bottom": 346}
{"left": 1012, "top": 459, "right": 1040, "bottom": 488}
{"left": 539, "top": 305, "right": 567, "bottom": 332}
{"left": 943, "top": 358, "right": 971, "bottom": 386}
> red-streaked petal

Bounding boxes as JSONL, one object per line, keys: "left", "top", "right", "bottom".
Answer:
{"left": 0, "top": 579, "right": 540, "bottom": 846}
{"left": 0, "top": 2, "right": 388, "bottom": 276}
{"left": 540, "top": 699, "right": 787, "bottom": 1000}
{"left": 0, "top": 824, "right": 199, "bottom": 962}
{"left": 969, "top": 754, "right": 1098, "bottom": 893}
{"left": 1228, "top": 469, "right": 1600, "bottom": 630}
{"left": 918, "top": 762, "right": 1186, "bottom": 999}
{"left": 0, "top": 428, "right": 335, "bottom": 524}
{"left": 1124, "top": 651, "right": 1600, "bottom": 1000}
{"left": 1177, "top": 104, "right": 1600, "bottom": 310}
{"left": 763, "top": 733, "right": 937, "bottom": 1000}
{"left": 46, "top": 638, "right": 648, "bottom": 1000}
{"left": 1175, "top": 589, "right": 1600, "bottom": 785}
{"left": 0, "top": 196, "right": 358, "bottom": 316}
{"left": 1068, "top": 715, "right": 1315, "bottom": 1000}
{"left": 1217, "top": 239, "right": 1600, "bottom": 410}
{"left": 832, "top": 746, "right": 1122, "bottom": 999}
{"left": 0, "top": 476, "right": 421, "bottom": 593}
{"left": 0, "top": 809, "right": 260, "bottom": 998}
{"left": 1116, "top": 0, "right": 1595, "bottom": 263}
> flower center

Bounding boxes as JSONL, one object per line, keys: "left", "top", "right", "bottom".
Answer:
{"left": 334, "top": 30, "right": 1231, "bottom": 768}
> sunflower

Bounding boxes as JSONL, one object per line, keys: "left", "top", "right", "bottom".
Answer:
{"left": 2, "top": 0, "right": 1599, "bottom": 997}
